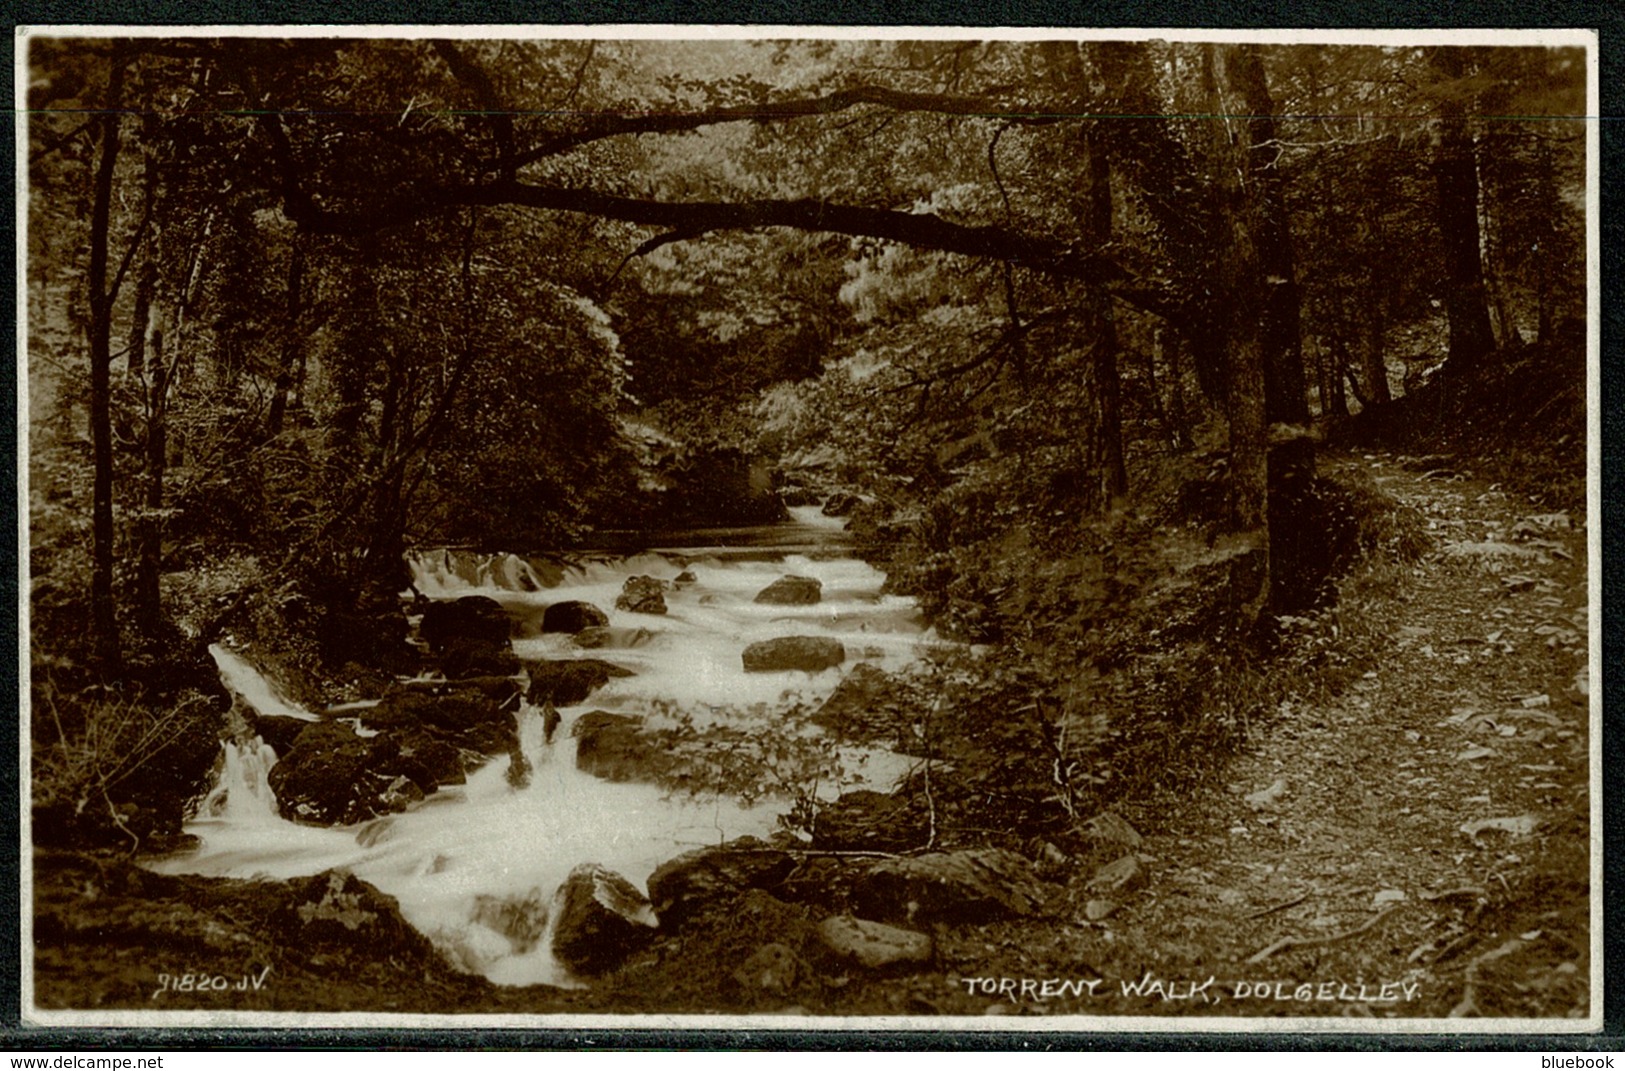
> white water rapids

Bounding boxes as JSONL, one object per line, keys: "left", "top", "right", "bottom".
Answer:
{"left": 150, "top": 507, "right": 933, "bottom": 988}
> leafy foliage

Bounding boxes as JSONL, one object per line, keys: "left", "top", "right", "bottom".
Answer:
{"left": 24, "top": 35, "right": 1587, "bottom": 860}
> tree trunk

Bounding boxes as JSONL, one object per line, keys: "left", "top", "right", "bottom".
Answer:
{"left": 126, "top": 258, "right": 155, "bottom": 379}
{"left": 1316, "top": 338, "right": 1350, "bottom": 418}
{"left": 1234, "top": 54, "right": 1310, "bottom": 428}
{"left": 134, "top": 326, "right": 167, "bottom": 637}
{"left": 1534, "top": 134, "right": 1557, "bottom": 345}
{"left": 1429, "top": 48, "right": 1498, "bottom": 379}
{"left": 87, "top": 55, "right": 127, "bottom": 673}
{"left": 267, "top": 241, "right": 304, "bottom": 436}
{"left": 1079, "top": 126, "right": 1128, "bottom": 501}
{"left": 1161, "top": 328, "right": 1192, "bottom": 450}
{"left": 1206, "top": 46, "right": 1270, "bottom": 539}
{"left": 1360, "top": 316, "right": 1393, "bottom": 406}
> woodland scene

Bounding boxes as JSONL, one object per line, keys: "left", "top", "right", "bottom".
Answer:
{"left": 22, "top": 32, "right": 1593, "bottom": 1021}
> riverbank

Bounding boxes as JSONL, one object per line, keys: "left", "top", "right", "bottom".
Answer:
{"left": 27, "top": 450, "right": 1593, "bottom": 1022}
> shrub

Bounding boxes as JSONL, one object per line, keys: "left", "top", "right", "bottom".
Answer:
{"left": 32, "top": 682, "right": 223, "bottom": 849}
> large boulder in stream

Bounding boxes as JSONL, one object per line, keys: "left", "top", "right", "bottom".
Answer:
{"left": 439, "top": 637, "right": 520, "bottom": 680}
{"left": 363, "top": 681, "right": 519, "bottom": 760}
{"left": 418, "top": 595, "right": 511, "bottom": 653}
{"left": 267, "top": 721, "right": 438, "bottom": 826}
{"left": 551, "top": 863, "right": 660, "bottom": 975}
{"left": 753, "top": 575, "right": 822, "bottom": 606}
{"left": 525, "top": 658, "right": 634, "bottom": 706}
{"left": 541, "top": 600, "right": 610, "bottom": 634}
{"left": 742, "top": 636, "right": 845, "bottom": 673}
{"left": 417, "top": 594, "right": 519, "bottom": 679}
{"left": 614, "top": 575, "right": 668, "bottom": 615}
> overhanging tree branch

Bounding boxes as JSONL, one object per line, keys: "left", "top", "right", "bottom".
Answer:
{"left": 497, "top": 83, "right": 1067, "bottom": 173}
{"left": 270, "top": 173, "right": 1192, "bottom": 328}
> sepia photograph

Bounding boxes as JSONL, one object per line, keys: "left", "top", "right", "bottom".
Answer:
{"left": 17, "top": 26, "right": 1600, "bottom": 1031}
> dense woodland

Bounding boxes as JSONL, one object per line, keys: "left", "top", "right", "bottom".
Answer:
{"left": 25, "top": 36, "right": 1588, "bottom": 949}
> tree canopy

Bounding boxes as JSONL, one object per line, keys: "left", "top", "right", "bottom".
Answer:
{"left": 25, "top": 32, "right": 1588, "bottom": 679}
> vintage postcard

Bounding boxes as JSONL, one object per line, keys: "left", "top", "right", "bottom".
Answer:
{"left": 16, "top": 25, "right": 1601, "bottom": 1034}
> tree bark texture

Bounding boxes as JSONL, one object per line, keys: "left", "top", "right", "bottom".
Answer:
{"left": 87, "top": 55, "right": 126, "bottom": 672}
{"left": 1429, "top": 48, "right": 1498, "bottom": 379}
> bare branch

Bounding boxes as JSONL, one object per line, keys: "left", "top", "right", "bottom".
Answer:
{"left": 498, "top": 83, "right": 1064, "bottom": 172}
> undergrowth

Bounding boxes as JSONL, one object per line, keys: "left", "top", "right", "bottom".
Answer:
{"left": 31, "top": 677, "right": 222, "bottom": 850}
{"left": 863, "top": 455, "right": 1436, "bottom": 851}
{"left": 1342, "top": 330, "right": 1586, "bottom": 512}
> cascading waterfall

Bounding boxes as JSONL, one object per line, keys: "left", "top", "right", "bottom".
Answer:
{"left": 155, "top": 509, "right": 931, "bottom": 988}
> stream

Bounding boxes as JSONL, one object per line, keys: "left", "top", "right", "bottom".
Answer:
{"left": 149, "top": 507, "right": 933, "bottom": 988}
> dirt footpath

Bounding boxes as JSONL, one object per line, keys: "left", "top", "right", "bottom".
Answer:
{"left": 1095, "top": 450, "right": 1593, "bottom": 1020}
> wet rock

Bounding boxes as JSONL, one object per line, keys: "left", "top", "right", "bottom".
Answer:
{"left": 525, "top": 658, "right": 634, "bottom": 706}
{"left": 572, "top": 625, "right": 655, "bottom": 650}
{"left": 394, "top": 729, "right": 466, "bottom": 788}
{"left": 376, "top": 774, "right": 425, "bottom": 811}
{"left": 138, "top": 832, "right": 203, "bottom": 860}
{"left": 540, "top": 700, "right": 562, "bottom": 744}
{"left": 817, "top": 915, "right": 933, "bottom": 970}
{"left": 778, "top": 486, "right": 821, "bottom": 507}
{"left": 854, "top": 849, "right": 1059, "bottom": 926}
{"left": 812, "top": 790, "right": 923, "bottom": 853}
{"left": 471, "top": 887, "right": 550, "bottom": 954}
{"left": 268, "top": 721, "right": 438, "bottom": 826}
{"left": 821, "top": 493, "right": 862, "bottom": 517}
{"left": 673, "top": 570, "right": 698, "bottom": 586}
{"left": 250, "top": 713, "right": 315, "bottom": 758}
{"left": 394, "top": 675, "right": 522, "bottom": 711}
{"left": 1087, "top": 854, "right": 1147, "bottom": 895}
{"left": 439, "top": 637, "right": 520, "bottom": 680}
{"left": 733, "top": 942, "right": 803, "bottom": 996}
{"left": 365, "top": 686, "right": 516, "bottom": 758}
{"left": 541, "top": 600, "right": 610, "bottom": 634}
{"left": 418, "top": 595, "right": 510, "bottom": 653}
{"left": 551, "top": 863, "right": 660, "bottom": 975}
{"left": 571, "top": 711, "right": 676, "bottom": 785}
{"left": 753, "top": 575, "right": 822, "bottom": 606}
{"left": 273, "top": 869, "right": 438, "bottom": 964}
{"left": 647, "top": 837, "right": 798, "bottom": 928}
{"left": 614, "top": 575, "right": 667, "bottom": 615}
{"left": 742, "top": 636, "right": 845, "bottom": 673}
